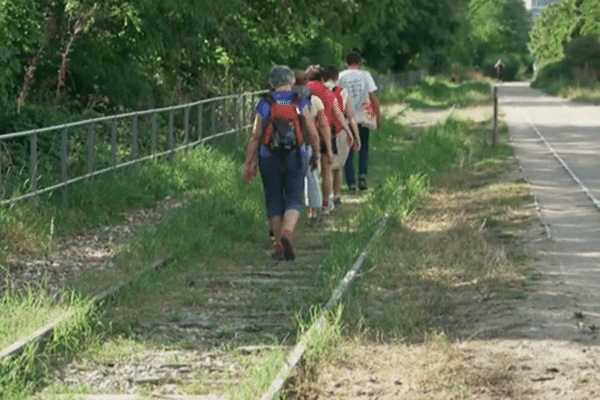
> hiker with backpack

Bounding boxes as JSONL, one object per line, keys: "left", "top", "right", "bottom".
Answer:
{"left": 306, "top": 65, "right": 353, "bottom": 215}
{"left": 322, "top": 64, "right": 360, "bottom": 208}
{"left": 242, "top": 65, "right": 321, "bottom": 261}
{"left": 292, "top": 69, "right": 330, "bottom": 225}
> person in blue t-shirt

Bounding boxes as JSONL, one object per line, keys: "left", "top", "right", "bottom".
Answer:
{"left": 242, "top": 65, "right": 321, "bottom": 261}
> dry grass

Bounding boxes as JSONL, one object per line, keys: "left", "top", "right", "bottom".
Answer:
{"left": 341, "top": 161, "right": 537, "bottom": 342}
{"left": 313, "top": 333, "right": 522, "bottom": 399}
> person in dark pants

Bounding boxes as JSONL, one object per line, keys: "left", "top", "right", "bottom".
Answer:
{"left": 338, "top": 51, "right": 381, "bottom": 191}
{"left": 494, "top": 59, "right": 505, "bottom": 82}
{"left": 242, "top": 65, "right": 321, "bottom": 261}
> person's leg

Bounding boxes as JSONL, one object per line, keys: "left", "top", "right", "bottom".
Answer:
{"left": 259, "top": 152, "right": 285, "bottom": 257}
{"left": 344, "top": 149, "right": 356, "bottom": 190}
{"left": 333, "top": 132, "right": 350, "bottom": 201}
{"left": 321, "top": 157, "right": 333, "bottom": 213}
{"left": 280, "top": 149, "right": 306, "bottom": 260}
{"left": 304, "top": 146, "right": 322, "bottom": 219}
{"left": 358, "top": 126, "right": 370, "bottom": 190}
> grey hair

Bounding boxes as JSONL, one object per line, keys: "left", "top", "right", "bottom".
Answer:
{"left": 268, "top": 65, "right": 295, "bottom": 89}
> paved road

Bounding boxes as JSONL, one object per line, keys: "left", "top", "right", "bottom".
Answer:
{"left": 498, "top": 82, "right": 600, "bottom": 342}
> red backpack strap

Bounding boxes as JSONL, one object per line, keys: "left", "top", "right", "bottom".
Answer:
{"left": 261, "top": 94, "right": 276, "bottom": 149}
{"left": 291, "top": 92, "right": 305, "bottom": 147}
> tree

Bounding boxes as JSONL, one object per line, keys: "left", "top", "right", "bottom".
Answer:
{"left": 467, "top": 0, "right": 532, "bottom": 64}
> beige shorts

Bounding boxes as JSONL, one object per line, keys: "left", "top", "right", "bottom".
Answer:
{"left": 331, "top": 130, "right": 351, "bottom": 170}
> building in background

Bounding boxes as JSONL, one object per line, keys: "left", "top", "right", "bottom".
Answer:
{"left": 527, "top": 0, "right": 564, "bottom": 18}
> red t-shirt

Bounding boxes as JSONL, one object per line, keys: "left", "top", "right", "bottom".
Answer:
{"left": 307, "top": 80, "right": 343, "bottom": 135}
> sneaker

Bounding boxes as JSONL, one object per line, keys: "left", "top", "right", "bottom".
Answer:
{"left": 332, "top": 195, "right": 342, "bottom": 207}
{"left": 280, "top": 236, "right": 295, "bottom": 261}
{"left": 348, "top": 184, "right": 358, "bottom": 193}
{"left": 322, "top": 201, "right": 335, "bottom": 215}
{"left": 271, "top": 242, "right": 284, "bottom": 260}
{"left": 358, "top": 178, "right": 368, "bottom": 191}
{"left": 309, "top": 215, "right": 321, "bottom": 226}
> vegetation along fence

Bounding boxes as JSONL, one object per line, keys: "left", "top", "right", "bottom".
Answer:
{"left": 0, "top": 90, "right": 267, "bottom": 215}
{"left": 0, "top": 69, "right": 424, "bottom": 224}
{"left": 372, "top": 69, "right": 425, "bottom": 92}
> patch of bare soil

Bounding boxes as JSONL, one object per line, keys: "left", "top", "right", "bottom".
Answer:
{"left": 0, "top": 196, "right": 190, "bottom": 297}
{"left": 308, "top": 106, "right": 600, "bottom": 399}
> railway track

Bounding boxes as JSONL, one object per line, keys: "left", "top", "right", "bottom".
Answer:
{"left": 3, "top": 105, "right": 464, "bottom": 400}
{"left": 4, "top": 188, "right": 373, "bottom": 400}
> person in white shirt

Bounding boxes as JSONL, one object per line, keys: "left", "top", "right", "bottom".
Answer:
{"left": 322, "top": 64, "right": 359, "bottom": 206}
{"left": 338, "top": 51, "right": 381, "bottom": 191}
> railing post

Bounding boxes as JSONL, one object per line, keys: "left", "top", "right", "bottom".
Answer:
{"left": 211, "top": 101, "right": 217, "bottom": 143}
{"left": 87, "top": 123, "right": 95, "bottom": 181}
{"left": 0, "top": 141, "right": 3, "bottom": 230}
{"left": 184, "top": 106, "right": 190, "bottom": 150}
{"left": 237, "top": 95, "right": 243, "bottom": 141}
{"left": 168, "top": 109, "right": 175, "bottom": 156}
{"left": 151, "top": 112, "right": 157, "bottom": 156}
{"left": 197, "top": 103, "right": 203, "bottom": 142}
{"left": 30, "top": 132, "right": 38, "bottom": 195}
{"left": 493, "top": 85, "right": 498, "bottom": 147}
{"left": 111, "top": 119, "right": 117, "bottom": 167}
{"left": 132, "top": 115, "right": 139, "bottom": 162}
{"left": 61, "top": 127, "right": 68, "bottom": 206}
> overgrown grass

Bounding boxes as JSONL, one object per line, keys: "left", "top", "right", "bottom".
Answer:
{"left": 380, "top": 76, "right": 493, "bottom": 108}
{"left": 0, "top": 286, "right": 91, "bottom": 351}
{"left": 0, "top": 295, "right": 96, "bottom": 400}
{"left": 1, "top": 76, "right": 508, "bottom": 399}
{"left": 341, "top": 113, "right": 536, "bottom": 342}
{"left": 532, "top": 76, "right": 600, "bottom": 104}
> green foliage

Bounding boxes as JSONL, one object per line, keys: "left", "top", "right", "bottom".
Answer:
{"left": 564, "top": 35, "right": 600, "bottom": 71}
{"left": 380, "top": 76, "right": 492, "bottom": 108}
{"left": 529, "top": 0, "right": 575, "bottom": 63}
{"left": 0, "top": 0, "right": 472, "bottom": 117}
{"left": 534, "top": 60, "right": 572, "bottom": 82}
{"left": 466, "top": 0, "right": 532, "bottom": 69}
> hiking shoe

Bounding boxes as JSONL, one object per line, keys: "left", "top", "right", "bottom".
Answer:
{"left": 322, "top": 201, "right": 335, "bottom": 215}
{"left": 280, "top": 236, "right": 295, "bottom": 261}
{"left": 358, "top": 178, "right": 368, "bottom": 191}
{"left": 333, "top": 196, "right": 342, "bottom": 207}
{"left": 309, "top": 215, "right": 321, "bottom": 226}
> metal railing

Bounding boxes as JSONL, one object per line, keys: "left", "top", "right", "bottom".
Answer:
{"left": 0, "top": 90, "right": 267, "bottom": 211}
{"left": 372, "top": 69, "right": 425, "bottom": 92}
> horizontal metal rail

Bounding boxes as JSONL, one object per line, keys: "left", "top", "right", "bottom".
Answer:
{"left": 0, "top": 90, "right": 267, "bottom": 210}
{"left": 0, "top": 91, "right": 266, "bottom": 140}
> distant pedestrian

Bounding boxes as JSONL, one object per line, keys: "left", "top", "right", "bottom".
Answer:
{"left": 242, "top": 65, "right": 321, "bottom": 261}
{"left": 494, "top": 59, "right": 505, "bottom": 82}
{"left": 339, "top": 51, "right": 381, "bottom": 192}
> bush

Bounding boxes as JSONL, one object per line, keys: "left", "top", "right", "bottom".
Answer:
{"left": 564, "top": 35, "right": 600, "bottom": 78}
{"left": 534, "top": 59, "right": 573, "bottom": 81}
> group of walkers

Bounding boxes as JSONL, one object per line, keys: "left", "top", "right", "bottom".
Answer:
{"left": 242, "top": 51, "right": 381, "bottom": 261}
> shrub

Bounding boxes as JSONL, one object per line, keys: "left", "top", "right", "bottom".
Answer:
{"left": 564, "top": 35, "right": 600, "bottom": 77}
{"left": 534, "top": 59, "right": 573, "bottom": 81}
